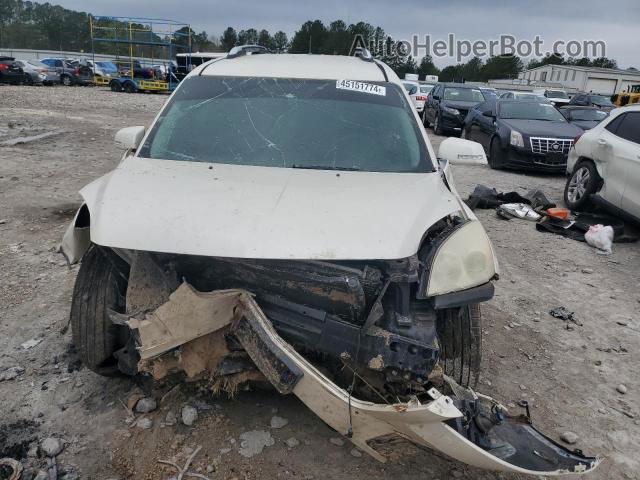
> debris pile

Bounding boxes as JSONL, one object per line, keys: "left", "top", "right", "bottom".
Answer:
{"left": 466, "top": 184, "right": 638, "bottom": 255}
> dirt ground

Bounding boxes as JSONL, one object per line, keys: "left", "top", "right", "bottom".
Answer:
{"left": 1, "top": 84, "right": 638, "bottom": 480}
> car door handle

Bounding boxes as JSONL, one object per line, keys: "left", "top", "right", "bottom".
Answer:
{"left": 597, "top": 139, "right": 607, "bottom": 145}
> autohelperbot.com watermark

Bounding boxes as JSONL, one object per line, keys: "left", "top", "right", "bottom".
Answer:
{"left": 354, "top": 34, "right": 607, "bottom": 61}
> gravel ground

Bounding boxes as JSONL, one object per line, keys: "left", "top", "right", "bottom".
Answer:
{"left": 1, "top": 84, "right": 639, "bottom": 480}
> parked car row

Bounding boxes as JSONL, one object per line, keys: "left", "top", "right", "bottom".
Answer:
{"left": 407, "top": 77, "right": 639, "bottom": 225}
{"left": 0, "top": 56, "right": 128, "bottom": 86}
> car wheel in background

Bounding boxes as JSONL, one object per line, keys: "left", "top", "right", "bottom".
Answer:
{"left": 422, "top": 111, "right": 430, "bottom": 128}
{"left": 489, "top": 137, "right": 505, "bottom": 169}
{"left": 61, "top": 74, "right": 72, "bottom": 86}
{"left": 564, "top": 161, "right": 600, "bottom": 210}
{"left": 109, "top": 80, "right": 122, "bottom": 92}
{"left": 433, "top": 113, "right": 444, "bottom": 136}
{"left": 70, "top": 245, "right": 131, "bottom": 376}
{"left": 23, "top": 74, "right": 33, "bottom": 86}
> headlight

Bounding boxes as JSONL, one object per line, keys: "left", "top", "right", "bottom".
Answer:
{"left": 426, "top": 221, "right": 498, "bottom": 296}
{"left": 38, "top": 74, "right": 46, "bottom": 80}
{"left": 510, "top": 130, "right": 524, "bottom": 147}
{"left": 443, "top": 106, "right": 460, "bottom": 115}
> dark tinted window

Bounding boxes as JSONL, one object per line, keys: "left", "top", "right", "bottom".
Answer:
{"left": 139, "top": 76, "right": 432, "bottom": 173}
{"left": 571, "top": 109, "right": 608, "bottom": 121}
{"left": 614, "top": 112, "right": 640, "bottom": 144}
{"left": 605, "top": 114, "right": 626, "bottom": 134}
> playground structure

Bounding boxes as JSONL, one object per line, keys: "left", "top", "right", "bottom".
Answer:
{"left": 89, "top": 16, "right": 192, "bottom": 93}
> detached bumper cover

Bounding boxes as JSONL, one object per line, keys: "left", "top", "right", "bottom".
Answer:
{"left": 133, "top": 282, "right": 599, "bottom": 476}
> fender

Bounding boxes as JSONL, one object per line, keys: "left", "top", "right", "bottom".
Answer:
{"left": 60, "top": 203, "right": 91, "bottom": 264}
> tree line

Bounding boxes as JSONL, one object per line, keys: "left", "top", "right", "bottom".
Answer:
{"left": 0, "top": 0, "right": 624, "bottom": 81}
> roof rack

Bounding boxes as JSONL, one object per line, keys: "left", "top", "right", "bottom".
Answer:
{"left": 227, "top": 45, "right": 269, "bottom": 59}
{"left": 354, "top": 47, "right": 374, "bottom": 63}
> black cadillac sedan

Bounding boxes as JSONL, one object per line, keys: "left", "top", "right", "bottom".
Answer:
{"left": 462, "top": 99, "right": 583, "bottom": 172}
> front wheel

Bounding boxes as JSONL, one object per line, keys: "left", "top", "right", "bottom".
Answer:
{"left": 423, "top": 111, "right": 431, "bottom": 128}
{"left": 433, "top": 113, "right": 444, "bottom": 136}
{"left": 110, "top": 80, "right": 122, "bottom": 92}
{"left": 70, "top": 245, "right": 131, "bottom": 376}
{"left": 564, "top": 161, "right": 600, "bottom": 210}
{"left": 489, "top": 138, "right": 505, "bottom": 170}
{"left": 437, "top": 304, "right": 482, "bottom": 388}
{"left": 123, "top": 82, "right": 137, "bottom": 94}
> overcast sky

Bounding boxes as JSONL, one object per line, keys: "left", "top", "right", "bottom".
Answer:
{"left": 55, "top": 0, "right": 639, "bottom": 68}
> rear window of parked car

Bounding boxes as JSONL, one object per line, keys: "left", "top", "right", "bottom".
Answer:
{"left": 608, "top": 112, "right": 640, "bottom": 144}
{"left": 138, "top": 76, "right": 433, "bottom": 173}
{"left": 443, "top": 88, "right": 485, "bottom": 102}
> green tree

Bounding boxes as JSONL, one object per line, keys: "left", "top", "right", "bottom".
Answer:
{"left": 220, "top": 27, "right": 237, "bottom": 51}
{"left": 439, "top": 65, "right": 465, "bottom": 82}
{"left": 273, "top": 30, "right": 288, "bottom": 52}
{"left": 322, "top": 19, "right": 349, "bottom": 55}
{"left": 257, "top": 29, "right": 274, "bottom": 50}
{"left": 417, "top": 55, "right": 440, "bottom": 78}
{"left": 395, "top": 55, "right": 418, "bottom": 78}
{"left": 461, "top": 57, "right": 483, "bottom": 81}
{"left": 289, "top": 20, "right": 327, "bottom": 54}
{"left": 481, "top": 54, "right": 523, "bottom": 80}
{"left": 237, "top": 28, "right": 258, "bottom": 45}
{"left": 591, "top": 56, "right": 617, "bottom": 69}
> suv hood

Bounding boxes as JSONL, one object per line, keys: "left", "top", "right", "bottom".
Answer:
{"left": 80, "top": 158, "right": 462, "bottom": 260}
{"left": 501, "top": 119, "right": 582, "bottom": 138}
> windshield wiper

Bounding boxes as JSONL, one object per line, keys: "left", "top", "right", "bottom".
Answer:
{"left": 291, "top": 164, "right": 361, "bottom": 171}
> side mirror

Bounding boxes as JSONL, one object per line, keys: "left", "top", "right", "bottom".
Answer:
{"left": 115, "top": 126, "right": 145, "bottom": 150}
{"left": 482, "top": 110, "right": 495, "bottom": 118}
{"left": 432, "top": 95, "right": 440, "bottom": 100}
{"left": 438, "top": 137, "right": 488, "bottom": 166}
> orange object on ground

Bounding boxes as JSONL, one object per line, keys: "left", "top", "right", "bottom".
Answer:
{"left": 545, "top": 207, "right": 570, "bottom": 219}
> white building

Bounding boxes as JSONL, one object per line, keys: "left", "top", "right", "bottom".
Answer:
{"left": 518, "top": 65, "right": 640, "bottom": 95}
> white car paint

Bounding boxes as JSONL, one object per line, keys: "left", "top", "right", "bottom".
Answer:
{"left": 567, "top": 105, "right": 640, "bottom": 219}
{"left": 402, "top": 80, "right": 426, "bottom": 114}
{"left": 78, "top": 158, "right": 464, "bottom": 260}
{"left": 60, "top": 52, "right": 601, "bottom": 476}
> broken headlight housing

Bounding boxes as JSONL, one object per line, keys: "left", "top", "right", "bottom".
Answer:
{"left": 426, "top": 221, "right": 498, "bottom": 296}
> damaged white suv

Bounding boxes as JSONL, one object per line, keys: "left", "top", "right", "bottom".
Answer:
{"left": 61, "top": 46, "right": 597, "bottom": 475}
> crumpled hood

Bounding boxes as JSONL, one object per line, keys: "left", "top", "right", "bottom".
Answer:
{"left": 81, "top": 158, "right": 462, "bottom": 260}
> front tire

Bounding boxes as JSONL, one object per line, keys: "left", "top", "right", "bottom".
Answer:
{"left": 489, "top": 137, "right": 505, "bottom": 170}
{"left": 433, "top": 113, "right": 444, "bottom": 136}
{"left": 437, "top": 304, "right": 482, "bottom": 388}
{"left": 564, "top": 161, "right": 600, "bottom": 210}
{"left": 123, "top": 82, "right": 136, "bottom": 94}
{"left": 70, "top": 246, "right": 130, "bottom": 376}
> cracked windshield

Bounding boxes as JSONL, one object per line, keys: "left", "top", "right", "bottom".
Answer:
{"left": 138, "top": 76, "right": 432, "bottom": 172}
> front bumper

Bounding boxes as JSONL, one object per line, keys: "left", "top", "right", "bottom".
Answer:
{"left": 502, "top": 145, "right": 568, "bottom": 172}
{"left": 132, "top": 282, "right": 599, "bottom": 475}
{"left": 440, "top": 110, "right": 465, "bottom": 131}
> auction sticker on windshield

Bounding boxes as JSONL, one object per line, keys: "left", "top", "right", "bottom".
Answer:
{"left": 336, "top": 79, "right": 386, "bottom": 96}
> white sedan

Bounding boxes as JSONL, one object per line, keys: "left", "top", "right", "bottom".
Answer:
{"left": 401, "top": 80, "right": 426, "bottom": 115}
{"left": 564, "top": 105, "right": 640, "bottom": 223}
